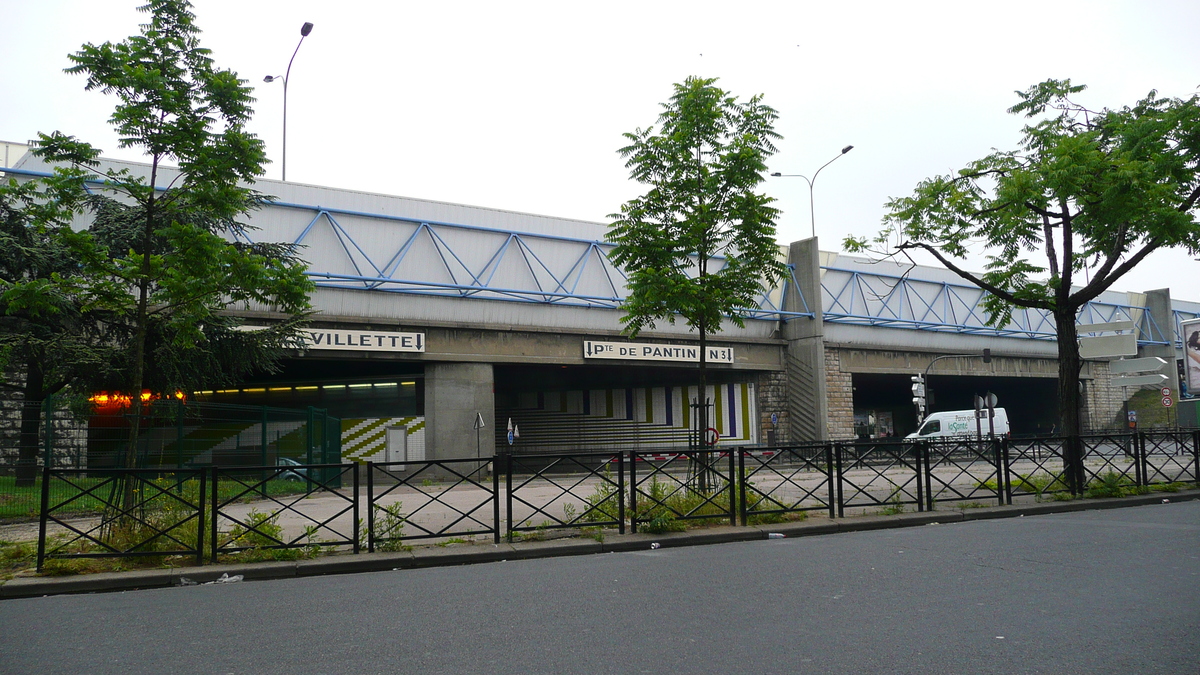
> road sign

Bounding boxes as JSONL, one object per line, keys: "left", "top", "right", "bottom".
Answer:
{"left": 473, "top": 412, "right": 486, "bottom": 429}
{"left": 1128, "top": 410, "right": 1138, "bottom": 422}
{"left": 1109, "top": 357, "right": 1167, "bottom": 374}
{"left": 770, "top": 412, "right": 778, "bottom": 426}
{"left": 705, "top": 427, "right": 720, "bottom": 446}
{"left": 507, "top": 430, "right": 515, "bottom": 445}
{"left": 1163, "top": 396, "right": 1173, "bottom": 408}
{"left": 1078, "top": 334, "right": 1138, "bottom": 358}
{"left": 1160, "top": 387, "right": 1171, "bottom": 396}
{"left": 1111, "top": 374, "right": 1169, "bottom": 387}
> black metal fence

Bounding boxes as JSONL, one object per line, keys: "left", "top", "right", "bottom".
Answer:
{"left": 34, "top": 431, "right": 1199, "bottom": 569}
{"left": 3, "top": 399, "right": 340, "bottom": 522}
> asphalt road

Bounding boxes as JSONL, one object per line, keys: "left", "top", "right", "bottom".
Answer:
{"left": 2, "top": 502, "right": 1197, "bottom": 675}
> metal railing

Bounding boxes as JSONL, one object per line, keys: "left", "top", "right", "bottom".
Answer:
{"left": 37, "top": 467, "right": 207, "bottom": 569}
{"left": 32, "top": 431, "right": 1198, "bottom": 569}
{"left": 211, "top": 464, "right": 358, "bottom": 561}
{"left": 739, "top": 445, "right": 835, "bottom": 523}
{"left": 506, "top": 451, "right": 625, "bottom": 540}
{"left": 367, "top": 459, "right": 499, "bottom": 549}
{"left": 629, "top": 449, "right": 737, "bottom": 533}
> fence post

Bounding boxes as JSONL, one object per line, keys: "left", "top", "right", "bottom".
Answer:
{"left": 738, "top": 449, "right": 747, "bottom": 526}
{"left": 629, "top": 450, "right": 638, "bottom": 533}
{"left": 1138, "top": 431, "right": 1149, "bottom": 487}
{"left": 824, "top": 443, "right": 836, "bottom": 519}
{"left": 928, "top": 441, "right": 938, "bottom": 512}
{"left": 493, "top": 453, "right": 501, "bottom": 545}
{"left": 210, "top": 466, "right": 219, "bottom": 563}
{"left": 728, "top": 447, "right": 737, "bottom": 527}
{"left": 366, "top": 462, "right": 375, "bottom": 553}
{"left": 1193, "top": 430, "right": 1200, "bottom": 486}
{"left": 36, "top": 464, "right": 51, "bottom": 571}
{"left": 352, "top": 465, "right": 361, "bottom": 553}
{"left": 834, "top": 443, "right": 845, "bottom": 518}
{"left": 617, "top": 451, "right": 626, "bottom": 535}
{"left": 914, "top": 441, "right": 926, "bottom": 512}
{"left": 196, "top": 468, "right": 207, "bottom": 567}
{"left": 991, "top": 438, "right": 1004, "bottom": 506}
{"left": 998, "top": 437, "right": 1008, "bottom": 504}
{"left": 505, "top": 451, "right": 514, "bottom": 543}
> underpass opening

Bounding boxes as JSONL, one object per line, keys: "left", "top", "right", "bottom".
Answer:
{"left": 851, "top": 373, "right": 1058, "bottom": 438}
{"left": 494, "top": 364, "right": 762, "bottom": 453}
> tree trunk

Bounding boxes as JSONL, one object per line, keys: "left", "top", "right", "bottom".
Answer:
{"left": 1053, "top": 307, "right": 1085, "bottom": 492}
{"left": 14, "top": 357, "right": 46, "bottom": 487}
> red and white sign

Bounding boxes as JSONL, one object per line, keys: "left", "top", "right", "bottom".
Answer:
{"left": 1162, "top": 396, "right": 1173, "bottom": 408}
{"left": 1160, "top": 387, "right": 1172, "bottom": 396}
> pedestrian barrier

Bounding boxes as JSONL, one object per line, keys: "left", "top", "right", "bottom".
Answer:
{"left": 34, "top": 431, "right": 1200, "bottom": 569}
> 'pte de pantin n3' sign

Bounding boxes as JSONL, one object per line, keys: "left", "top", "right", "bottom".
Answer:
{"left": 584, "top": 340, "right": 733, "bottom": 363}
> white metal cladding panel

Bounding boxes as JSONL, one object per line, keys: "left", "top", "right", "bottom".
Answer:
{"left": 824, "top": 323, "right": 1061, "bottom": 356}
{"left": 279, "top": 289, "right": 781, "bottom": 338}
{"left": 258, "top": 177, "right": 609, "bottom": 239}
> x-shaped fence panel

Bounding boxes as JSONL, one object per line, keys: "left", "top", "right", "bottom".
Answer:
{"left": 738, "top": 445, "right": 834, "bottom": 523}
{"left": 1141, "top": 431, "right": 1200, "bottom": 485}
{"left": 629, "top": 450, "right": 736, "bottom": 532}
{"left": 38, "top": 467, "right": 206, "bottom": 569}
{"left": 924, "top": 439, "right": 1005, "bottom": 507}
{"left": 834, "top": 441, "right": 924, "bottom": 516}
{"left": 506, "top": 451, "right": 625, "bottom": 539}
{"left": 1005, "top": 438, "right": 1072, "bottom": 500}
{"left": 212, "top": 465, "right": 358, "bottom": 561}
{"left": 1079, "top": 433, "right": 1139, "bottom": 488}
{"left": 367, "top": 459, "right": 499, "bottom": 549}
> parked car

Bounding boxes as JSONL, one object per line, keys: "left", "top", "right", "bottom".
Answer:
{"left": 276, "top": 457, "right": 309, "bottom": 480}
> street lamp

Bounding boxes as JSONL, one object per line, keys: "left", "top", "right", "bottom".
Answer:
{"left": 263, "top": 21, "right": 314, "bottom": 181}
{"left": 770, "top": 144, "right": 854, "bottom": 239}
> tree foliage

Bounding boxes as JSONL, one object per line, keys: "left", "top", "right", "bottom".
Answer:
{"left": 24, "top": 0, "right": 313, "bottom": 471}
{"left": 608, "top": 77, "right": 786, "bottom": 451}
{"left": 846, "top": 79, "right": 1200, "bottom": 438}
{"left": 609, "top": 76, "right": 786, "bottom": 337}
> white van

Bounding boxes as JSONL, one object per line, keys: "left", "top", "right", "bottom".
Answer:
{"left": 905, "top": 408, "right": 1010, "bottom": 440}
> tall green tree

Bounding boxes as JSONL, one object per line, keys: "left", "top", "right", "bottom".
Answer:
{"left": 846, "top": 79, "right": 1200, "bottom": 457}
{"left": 609, "top": 76, "right": 787, "bottom": 454}
{"left": 34, "top": 0, "right": 313, "bottom": 471}
{"left": 0, "top": 169, "right": 116, "bottom": 485}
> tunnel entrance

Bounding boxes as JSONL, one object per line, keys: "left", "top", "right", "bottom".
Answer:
{"left": 851, "top": 373, "right": 1059, "bottom": 438}
{"left": 494, "top": 364, "right": 762, "bottom": 452}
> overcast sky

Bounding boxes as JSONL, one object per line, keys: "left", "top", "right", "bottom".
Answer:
{"left": 3, "top": 0, "right": 1198, "bottom": 301}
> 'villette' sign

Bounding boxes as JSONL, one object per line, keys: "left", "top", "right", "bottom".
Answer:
{"left": 305, "top": 329, "right": 425, "bottom": 353}
{"left": 583, "top": 340, "right": 733, "bottom": 364}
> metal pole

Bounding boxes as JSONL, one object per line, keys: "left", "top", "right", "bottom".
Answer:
{"left": 366, "top": 462, "right": 375, "bottom": 553}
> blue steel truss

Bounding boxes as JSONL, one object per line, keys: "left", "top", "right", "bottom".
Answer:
{"left": 4, "top": 165, "right": 1183, "bottom": 343}
{"left": 820, "top": 266, "right": 1171, "bottom": 346}
{"left": 250, "top": 200, "right": 814, "bottom": 321}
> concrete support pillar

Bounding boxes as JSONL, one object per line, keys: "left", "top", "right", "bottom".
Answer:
{"left": 1143, "top": 288, "right": 1179, "bottom": 395}
{"left": 424, "top": 363, "right": 495, "bottom": 461}
{"left": 783, "top": 237, "right": 828, "bottom": 441}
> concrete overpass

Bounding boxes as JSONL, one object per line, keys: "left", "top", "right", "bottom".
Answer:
{"left": 8, "top": 150, "right": 1199, "bottom": 462}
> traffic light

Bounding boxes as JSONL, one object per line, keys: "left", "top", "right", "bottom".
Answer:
{"left": 911, "top": 374, "right": 926, "bottom": 418}
{"left": 982, "top": 348, "right": 992, "bottom": 363}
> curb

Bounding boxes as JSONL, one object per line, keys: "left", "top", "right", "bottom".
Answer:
{"left": 3, "top": 490, "right": 1196, "bottom": 600}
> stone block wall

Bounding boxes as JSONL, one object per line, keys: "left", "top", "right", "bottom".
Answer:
{"left": 1083, "top": 360, "right": 1125, "bottom": 431}
{"left": 824, "top": 347, "right": 855, "bottom": 440}
{"left": 756, "top": 371, "right": 788, "bottom": 445}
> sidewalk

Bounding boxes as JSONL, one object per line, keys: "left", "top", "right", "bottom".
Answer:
{"left": 2, "top": 490, "right": 1195, "bottom": 600}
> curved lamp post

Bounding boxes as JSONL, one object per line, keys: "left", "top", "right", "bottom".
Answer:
{"left": 263, "top": 21, "right": 314, "bottom": 181}
{"left": 770, "top": 144, "right": 853, "bottom": 239}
